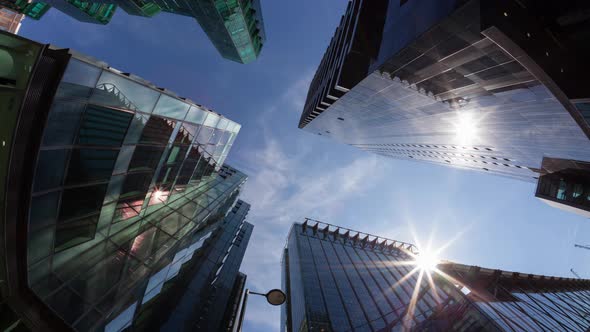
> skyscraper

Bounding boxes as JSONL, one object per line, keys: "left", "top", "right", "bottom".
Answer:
{"left": 300, "top": 0, "right": 590, "bottom": 215}
{"left": 0, "top": 30, "right": 252, "bottom": 331}
{"left": 282, "top": 219, "right": 590, "bottom": 332}
{"left": 0, "top": 0, "right": 266, "bottom": 63}
{"left": 0, "top": 7, "right": 24, "bottom": 33}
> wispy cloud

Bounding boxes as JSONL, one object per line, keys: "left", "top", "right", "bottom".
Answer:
{"left": 234, "top": 74, "right": 392, "bottom": 330}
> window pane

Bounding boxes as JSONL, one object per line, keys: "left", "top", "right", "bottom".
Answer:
{"left": 152, "top": 94, "right": 190, "bottom": 120}
{"left": 120, "top": 172, "right": 153, "bottom": 200}
{"left": 203, "top": 112, "right": 220, "bottom": 127}
{"left": 128, "top": 146, "right": 165, "bottom": 172}
{"left": 175, "top": 123, "right": 199, "bottom": 145}
{"left": 33, "top": 149, "right": 69, "bottom": 192}
{"left": 66, "top": 149, "right": 119, "bottom": 185}
{"left": 77, "top": 106, "right": 133, "bottom": 146}
{"left": 124, "top": 114, "right": 149, "bottom": 145}
{"left": 58, "top": 184, "right": 108, "bottom": 222}
{"left": 93, "top": 71, "right": 160, "bottom": 114}
{"left": 138, "top": 116, "right": 176, "bottom": 145}
{"left": 113, "top": 146, "right": 135, "bottom": 175}
{"left": 42, "top": 101, "right": 85, "bottom": 146}
{"left": 28, "top": 226, "right": 54, "bottom": 264}
{"left": 29, "top": 192, "right": 60, "bottom": 231}
{"left": 61, "top": 59, "right": 102, "bottom": 87}
{"left": 184, "top": 106, "right": 208, "bottom": 124}
{"left": 195, "top": 126, "right": 213, "bottom": 145}
{"left": 55, "top": 214, "right": 99, "bottom": 251}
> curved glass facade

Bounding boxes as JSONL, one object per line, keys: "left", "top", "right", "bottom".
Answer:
{"left": 8, "top": 45, "right": 247, "bottom": 330}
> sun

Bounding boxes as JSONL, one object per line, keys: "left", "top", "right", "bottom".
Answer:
{"left": 414, "top": 250, "right": 439, "bottom": 272}
{"left": 453, "top": 111, "right": 479, "bottom": 145}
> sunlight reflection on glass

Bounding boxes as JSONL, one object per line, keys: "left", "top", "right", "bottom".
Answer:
{"left": 453, "top": 112, "right": 479, "bottom": 145}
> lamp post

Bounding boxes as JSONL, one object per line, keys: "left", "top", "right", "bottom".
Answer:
{"left": 236, "top": 288, "right": 286, "bottom": 331}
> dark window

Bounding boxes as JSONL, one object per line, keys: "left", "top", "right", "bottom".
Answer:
{"left": 29, "top": 192, "right": 60, "bottom": 231}
{"left": 42, "top": 102, "right": 85, "bottom": 146}
{"left": 55, "top": 215, "right": 99, "bottom": 252}
{"left": 128, "top": 146, "right": 165, "bottom": 172}
{"left": 66, "top": 149, "right": 119, "bottom": 185}
{"left": 120, "top": 173, "right": 153, "bottom": 200}
{"left": 58, "top": 184, "right": 108, "bottom": 222}
{"left": 139, "top": 116, "right": 176, "bottom": 145}
{"left": 77, "top": 106, "right": 133, "bottom": 146}
{"left": 33, "top": 149, "right": 69, "bottom": 192}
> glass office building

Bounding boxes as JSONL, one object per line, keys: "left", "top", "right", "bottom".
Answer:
{"left": 0, "top": 30, "right": 251, "bottom": 331}
{"left": 281, "top": 219, "right": 590, "bottom": 332}
{"left": 0, "top": 0, "right": 265, "bottom": 63}
{"left": 299, "top": 0, "right": 590, "bottom": 213}
{"left": 0, "top": 7, "right": 24, "bottom": 33}
{"left": 151, "top": 0, "right": 266, "bottom": 64}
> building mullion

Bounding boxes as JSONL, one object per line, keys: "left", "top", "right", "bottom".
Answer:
{"left": 344, "top": 245, "right": 398, "bottom": 323}
{"left": 363, "top": 251, "right": 419, "bottom": 328}
{"left": 330, "top": 241, "right": 385, "bottom": 331}
{"left": 316, "top": 238, "right": 371, "bottom": 331}
{"left": 297, "top": 234, "right": 344, "bottom": 331}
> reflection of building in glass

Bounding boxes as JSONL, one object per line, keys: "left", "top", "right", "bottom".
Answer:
{"left": 300, "top": 0, "right": 590, "bottom": 213}
{"left": 281, "top": 219, "right": 590, "bottom": 332}
{"left": 0, "top": 7, "right": 24, "bottom": 33}
{"left": 0, "top": 0, "right": 266, "bottom": 63}
{"left": 0, "top": 30, "right": 252, "bottom": 331}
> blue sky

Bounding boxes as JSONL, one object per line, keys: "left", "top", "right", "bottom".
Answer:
{"left": 20, "top": 1, "right": 590, "bottom": 331}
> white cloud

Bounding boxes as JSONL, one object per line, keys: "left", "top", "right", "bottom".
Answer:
{"left": 234, "top": 75, "right": 391, "bottom": 330}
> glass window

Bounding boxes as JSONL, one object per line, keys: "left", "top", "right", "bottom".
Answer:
{"left": 33, "top": 149, "right": 69, "bottom": 192}
{"left": 113, "top": 146, "right": 135, "bottom": 175}
{"left": 138, "top": 116, "right": 176, "bottom": 145}
{"left": 44, "top": 286, "right": 90, "bottom": 324}
{"left": 124, "top": 114, "right": 149, "bottom": 145}
{"left": 93, "top": 71, "right": 160, "bottom": 114}
{"left": 209, "top": 129, "right": 224, "bottom": 145}
{"left": 119, "top": 172, "right": 153, "bottom": 202}
{"left": 195, "top": 126, "right": 213, "bottom": 145}
{"left": 62, "top": 59, "right": 102, "bottom": 87}
{"left": 77, "top": 106, "right": 133, "bottom": 146}
{"left": 28, "top": 226, "right": 54, "bottom": 264}
{"left": 216, "top": 118, "right": 229, "bottom": 131}
{"left": 29, "top": 192, "right": 60, "bottom": 231}
{"left": 128, "top": 146, "right": 165, "bottom": 172}
{"left": 203, "top": 113, "right": 220, "bottom": 128}
{"left": 58, "top": 184, "right": 108, "bottom": 222}
{"left": 184, "top": 106, "right": 208, "bottom": 124}
{"left": 55, "top": 82, "right": 94, "bottom": 100}
{"left": 55, "top": 214, "right": 99, "bottom": 251}
{"left": 42, "top": 101, "right": 85, "bottom": 146}
{"left": 66, "top": 149, "right": 119, "bottom": 185}
{"left": 175, "top": 123, "right": 199, "bottom": 145}
{"left": 104, "top": 175, "right": 125, "bottom": 204}
{"left": 152, "top": 94, "right": 190, "bottom": 120}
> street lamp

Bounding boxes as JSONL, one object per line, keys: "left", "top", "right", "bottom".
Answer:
{"left": 236, "top": 288, "right": 286, "bottom": 331}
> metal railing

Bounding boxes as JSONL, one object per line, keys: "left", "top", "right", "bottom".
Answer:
{"left": 300, "top": 218, "right": 419, "bottom": 254}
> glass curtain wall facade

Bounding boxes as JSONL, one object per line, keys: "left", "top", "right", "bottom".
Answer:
{"left": 0, "top": 7, "right": 24, "bottom": 33}
{"left": 0, "top": 30, "right": 249, "bottom": 331}
{"left": 282, "top": 220, "right": 590, "bottom": 332}
{"left": 152, "top": 0, "right": 266, "bottom": 64}
{"left": 0, "top": 0, "right": 265, "bottom": 63}
{"left": 300, "top": 1, "right": 590, "bottom": 185}
{"left": 121, "top": 199, "right": 253, "bottom": 331}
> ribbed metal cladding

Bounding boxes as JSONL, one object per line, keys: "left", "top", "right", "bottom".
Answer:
{"left": 299, "top": 0, "right": 389, "bottom": 128}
